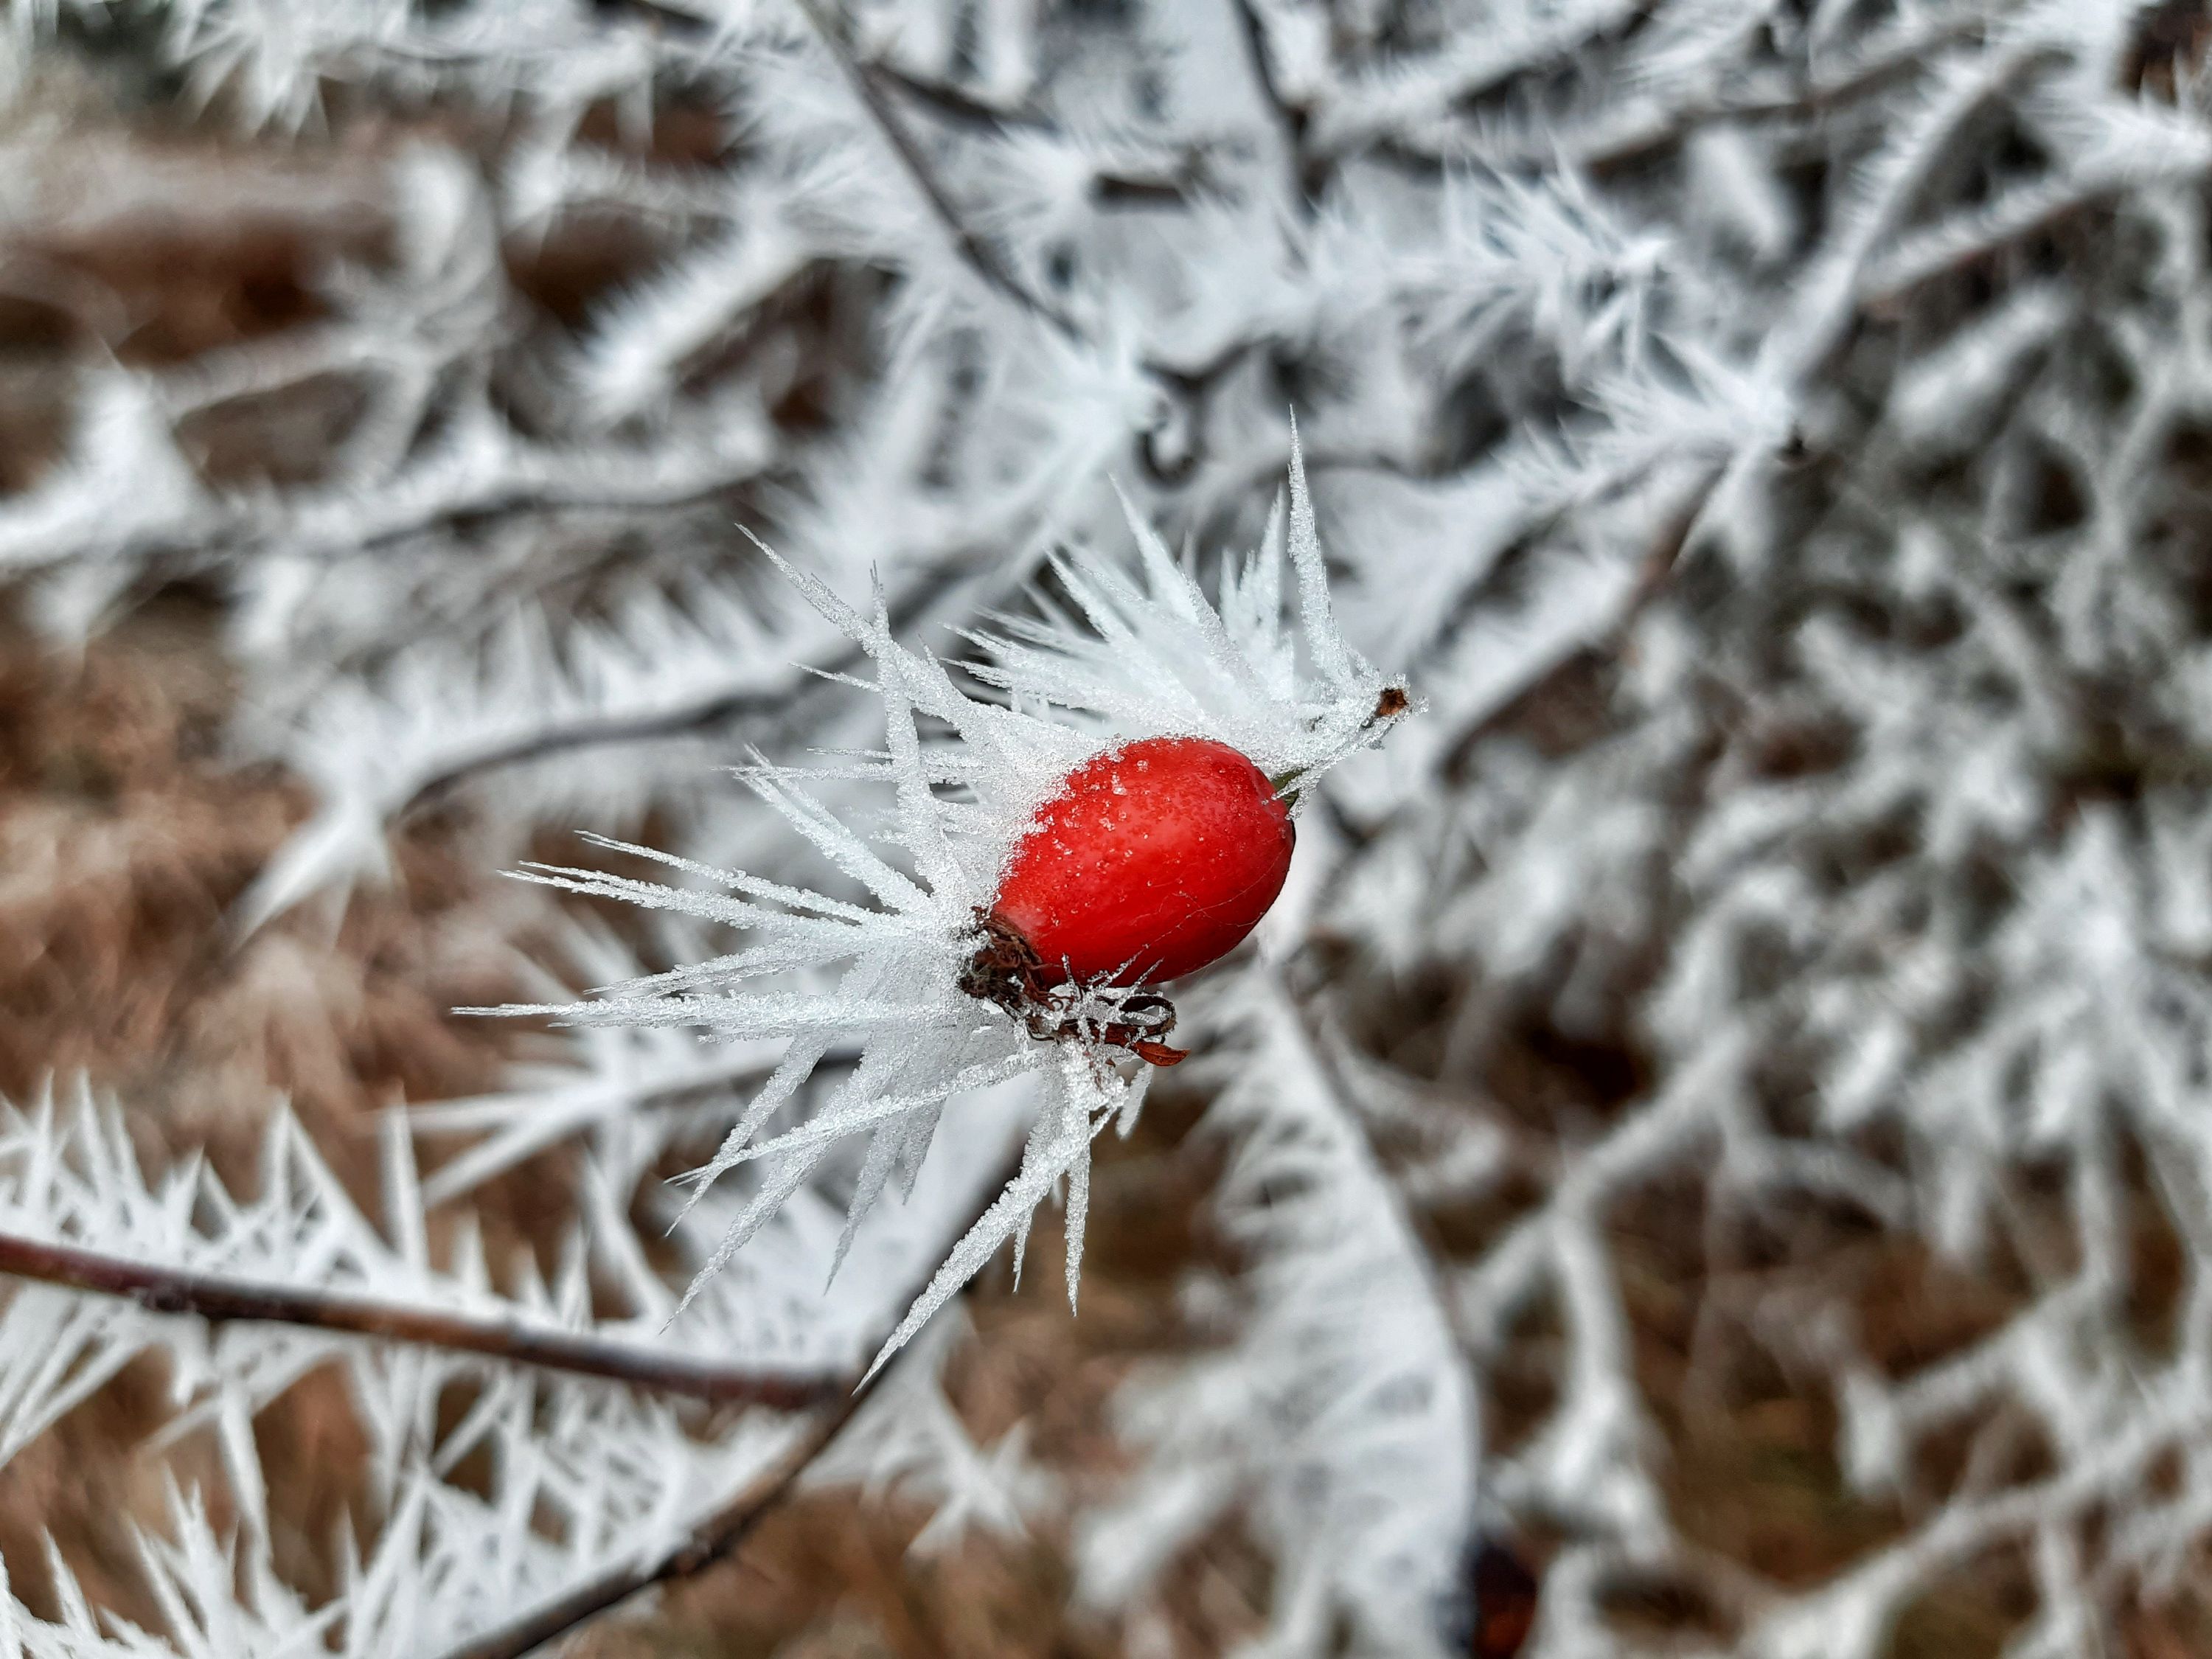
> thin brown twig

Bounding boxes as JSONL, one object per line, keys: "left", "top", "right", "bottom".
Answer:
{"left": 1858, "top": 180, "right": 2155, "bottom": 310}
{"left": 433, "top": 1390, "right": 863, "bottom": 1659}
{"left": 427, "top": 1132, "right": 1031, "bottom": 1659}
{"left": 0, "top": 1231, "right": 839, "bottom": 1408}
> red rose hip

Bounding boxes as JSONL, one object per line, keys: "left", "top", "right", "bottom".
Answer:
{"left": 990, "top": 736, "right": 1295, "bottom": 985}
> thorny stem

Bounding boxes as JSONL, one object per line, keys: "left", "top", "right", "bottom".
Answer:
{"left": 0, "top": 1231, "right": 839, "bottom": 1409}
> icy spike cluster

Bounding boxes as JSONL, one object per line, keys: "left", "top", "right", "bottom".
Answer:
{"left": 486, "top": 451, "right": 1405, "bottom": 1379}
{"left": 0, "top": 1074, "right": 1031, "bottom": 1657}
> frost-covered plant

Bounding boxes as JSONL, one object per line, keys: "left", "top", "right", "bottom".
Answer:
{"left": 8, "top": 1, "right": 2212, "bottom": 1658}
{"left": 487, "top": 445, "right": 1408, "bottom": 1374}
{"left": 0, "top": 1074, "right": 1035, "bottom": 1658}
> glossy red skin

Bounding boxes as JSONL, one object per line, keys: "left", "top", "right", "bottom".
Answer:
{"left": 990, "top": 736, "right": 1295, "bottom": 986}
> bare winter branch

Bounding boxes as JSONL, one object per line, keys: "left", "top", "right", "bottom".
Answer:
{"left": 0, "top": 1231, "right": 840, "bottom": 1408}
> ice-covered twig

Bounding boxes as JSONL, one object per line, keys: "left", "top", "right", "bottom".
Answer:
{"left": 0, "top": 1228, "right": 838, "bottom": 1408}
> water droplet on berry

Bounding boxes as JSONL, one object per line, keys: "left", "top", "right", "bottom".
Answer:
{"left": 990, "top": 737, "right": 1294, "bottom": 985}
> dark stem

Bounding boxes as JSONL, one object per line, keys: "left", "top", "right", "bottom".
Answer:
{"left": 787, "top": 0, "right": 1218, "bottom": 456}
{"left": 791, "top": 0, "right": 1083, "bottom": 341}
{"left": 431, "top": 1394, "right": 863, "bottom": 1659}
{"left": 868, "top": 60, "right": 1054, "bottom": 130}
{"left": 1228, "top": 0, "right": 1321, "bottom": 215}
{"left": 1357, "top": 11, "right": 1990, "bottom": 177}
{"left": 0, "top": 1232, "right": 838, "bottom": 1409}
{"left": 429, "top": 1132, "right": 1032, "bottom": 1659}
{"left": 1435, "top": 456, "right": 1727, "bottom": 789}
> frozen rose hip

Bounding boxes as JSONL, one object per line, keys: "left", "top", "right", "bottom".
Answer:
{"left": 990, "top": 736, "right": 1295, "bottom": 985}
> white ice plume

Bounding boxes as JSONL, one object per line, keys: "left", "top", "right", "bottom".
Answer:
{"left": 484, "top": 436, "right": 1408, "bottom": 1377}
